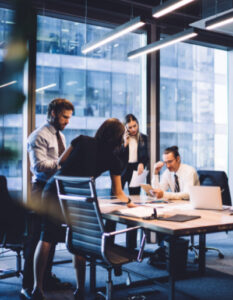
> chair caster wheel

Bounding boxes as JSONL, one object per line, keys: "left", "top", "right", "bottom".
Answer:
{"left": 219, "top": 253, "right": 224, "bottom": 259}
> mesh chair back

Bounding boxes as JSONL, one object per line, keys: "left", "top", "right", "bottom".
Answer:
{"left": 197, "top": 170, "right": 231, "bottom": 206}
{"left": 55, "top": 175, "right": 105, "bottom": 258}
{"left": 0, "top": 175, "right": 25, "bottom": 243}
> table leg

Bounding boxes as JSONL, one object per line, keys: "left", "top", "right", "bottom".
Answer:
{"left": 168, "top": 237, "right": 176, "bottom": 300}
{"left": 90, "top": 260, "right": 96, "bottom": 292}
{"left": 198, "top": 233, "right": 206, "bottom": 274}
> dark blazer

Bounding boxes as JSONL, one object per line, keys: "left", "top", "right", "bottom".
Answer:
{"left": 119, "top": 133, "right": 149, "bottom": 174}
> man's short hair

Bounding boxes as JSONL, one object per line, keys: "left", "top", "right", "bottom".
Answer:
{"left": 164, "top": 146, "right": 180, "bottom": 158}
{"left": 47, "top": 98, "right": 74, "bottom": 119}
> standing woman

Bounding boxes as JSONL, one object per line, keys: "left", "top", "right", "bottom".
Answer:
{"left": 120, "top": 114, "right": 149, "bottom": 195}
{"left": 31, "top": 118, "right": 135, "bottom": 300}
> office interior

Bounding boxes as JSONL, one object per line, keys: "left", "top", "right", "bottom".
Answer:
{"left": 1, "top": 0, "right": 233, "bottom": 299}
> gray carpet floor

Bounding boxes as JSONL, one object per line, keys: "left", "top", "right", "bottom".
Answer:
{"left": 1, "top": 231, "right": 233, "bottom": 299}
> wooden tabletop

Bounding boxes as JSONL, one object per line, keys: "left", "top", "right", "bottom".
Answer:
{"left": 99, "top": 195, "right": 233, "bottom": 236}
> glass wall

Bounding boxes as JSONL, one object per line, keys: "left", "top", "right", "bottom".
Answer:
{"left": 35, "top": 14, "right": 146, "bottom": 191}
{"left": 160, "top": 43, "right": 228, "bottom": 173}
{"left": 36, "top": 15, "right": 147, "bottom": 146}
{"left": 0, "top": 8, "right": 24, "bottom": 197}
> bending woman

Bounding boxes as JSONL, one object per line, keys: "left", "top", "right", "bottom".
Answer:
{"left": 31, "top": 118, "right": 135, "bottom": 300}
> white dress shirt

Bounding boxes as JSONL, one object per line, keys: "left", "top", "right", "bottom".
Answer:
{"left": 128, "top": 136, "right": 138, "bottom": 163}
{"left": 27, "top": 122, "right": 66, "bottom": 183}
{"left": 151, "top": 163, "right": 199, "bottom": 200}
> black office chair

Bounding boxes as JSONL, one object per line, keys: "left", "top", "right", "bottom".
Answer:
{"left": 55, "top": 175, "right": 145, "bottom": 300}
{"left": 0, "top": 175, "right": 25, "bottom": 279}
{"left": 189, "top": 170, "right": 231, "bottom": 261}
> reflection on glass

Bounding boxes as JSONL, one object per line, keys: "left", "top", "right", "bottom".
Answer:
{"left": 160, "top": 43, "right": 228, "bottom": 172}
{"left": 36, "top": 15, "right": 146, "bottom": 145}
{"left": 36, "top": 14, "right": 146, "bottom": 189}
{"left": 0, "top": 7, "right": 23, "bottom": 197}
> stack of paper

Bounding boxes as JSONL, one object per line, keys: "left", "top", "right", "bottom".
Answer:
{"left": 117, "top": 206, "right": 154, "bottom": 218}
{"left": 129, "top": 170, "right": 149, "bottom": 187}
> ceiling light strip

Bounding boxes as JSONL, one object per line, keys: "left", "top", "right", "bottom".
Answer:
{"left": 0, "top": 80, "right": 17, "bottom": 88}
{"left": 128, "top": 28, "right": 197, "bottom": 59}
{"left": 36, "top": 83, "right": 56, "bottom": 92}
{"left": 206, "top": 11, "right": 233, "bottom": 30}
{"left": 82, "top": 16, "right": 145, "bottom": 54}
{"left": 153, "top": 0, "right": 196, "bottom": 18}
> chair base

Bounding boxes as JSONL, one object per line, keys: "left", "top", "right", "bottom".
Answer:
{"left": 189, "top": 245, "right": 224, "bottom": 263}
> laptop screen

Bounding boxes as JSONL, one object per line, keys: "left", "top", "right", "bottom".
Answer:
{"left": 189, "top": 186, "right": 223, "bottom": 210}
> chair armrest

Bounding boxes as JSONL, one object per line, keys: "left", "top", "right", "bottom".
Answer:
{"left": 103, "top": 225, "right": 141, "bottom": 237}
{"left": 137, "top": 231, "right": 146, "bottom": 262}
{"left": 102, "top": 226, "right": 146, "bottom": 263}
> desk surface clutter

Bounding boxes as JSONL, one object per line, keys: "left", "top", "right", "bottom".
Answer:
{"left": 99, "top": 195, "right": 233, "bottom": 236}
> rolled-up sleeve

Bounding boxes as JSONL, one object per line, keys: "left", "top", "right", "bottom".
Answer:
{"left": 28, "top": 135, "right": 58, "bottom": 173}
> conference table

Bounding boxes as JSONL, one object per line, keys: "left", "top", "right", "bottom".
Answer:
{"left": 99, "top": 195, "right": 233, "bottom": 300}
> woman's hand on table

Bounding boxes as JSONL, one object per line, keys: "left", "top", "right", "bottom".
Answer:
{"left": 127, "top": 201, "right": 137, "bottom": 208}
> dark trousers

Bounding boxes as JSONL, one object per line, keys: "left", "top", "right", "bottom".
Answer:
{"left": 22, "top": 181, "right": 56, "bottom": 290}
{"left": 121, "top": 162, "right": 141, "bottom": 195}
{"left": 121, "top": 163, "right": 141, "bottom": 249}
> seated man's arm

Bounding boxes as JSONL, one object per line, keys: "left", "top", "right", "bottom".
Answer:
{"left": 151, "top": 162, "right": 169, "bottom": 190}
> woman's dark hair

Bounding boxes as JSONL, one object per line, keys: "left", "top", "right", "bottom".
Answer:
{"left": 47, "top": 98, "right": 74, "bottom": 119}
{"left": 95, "top": 118, "right": 125, "bottom": 150}
{"left": 124, "top": 113, "right": 138, "bottom": 125}
{"left": 164, "top": 146, "right": 180, "bottom": 158}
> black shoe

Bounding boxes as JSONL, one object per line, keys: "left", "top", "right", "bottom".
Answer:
{"left": 20, "top": 288, "right": 32, "bottom": 299}
{"left": 31, "top": 288, "right": 46, "bottom": 300}
{"left": 74, "top": 288, "right": 85, "bottom": 300}
{"left": 44, "top": 273, "right": 73, "bottom": 291}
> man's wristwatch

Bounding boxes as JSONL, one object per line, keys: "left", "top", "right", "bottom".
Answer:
{"left": 127, "top": 198, "right": 132, "bottom": 204}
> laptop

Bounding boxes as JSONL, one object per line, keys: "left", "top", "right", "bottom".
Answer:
{"left": 189, "top": 186, "right": 228, "bottom": 210}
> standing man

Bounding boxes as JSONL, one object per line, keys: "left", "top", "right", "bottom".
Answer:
{"left": 149, "top": 145, "right": 199, "bottom": 265}
{"left": 21, "top": 98, "right": 74, "bottom": 299}
{"left": 152, "top": 146, "right": 199, "bottom": 199}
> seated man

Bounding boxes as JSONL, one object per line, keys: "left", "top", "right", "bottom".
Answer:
{"left": 149, "top": 146, "right": 199, "bottom": 265}
{"left": 152, "top": 145, "right": 199, "bottom": 199}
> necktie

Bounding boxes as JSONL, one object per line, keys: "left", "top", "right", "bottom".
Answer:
{"left": 56, "top": 131, "right": 65, "bottom": 157}
{"left": 174, "top": 174, "right": 180, "bottom": 193}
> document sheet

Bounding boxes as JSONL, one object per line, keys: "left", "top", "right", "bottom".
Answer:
{"left": 129, "top": 170, "right": 149, "bottom": 187}
{"left": 116, "top": 206, "right": 154, "bottom": 218}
